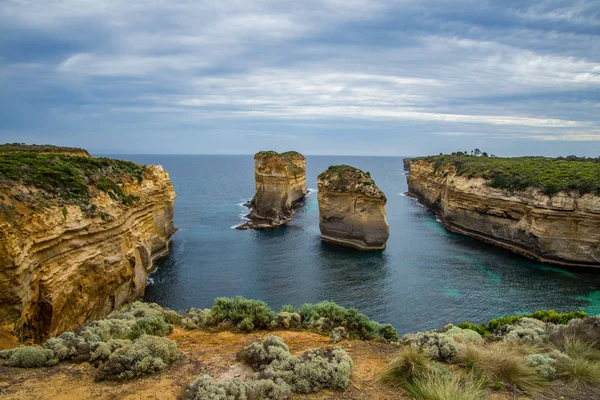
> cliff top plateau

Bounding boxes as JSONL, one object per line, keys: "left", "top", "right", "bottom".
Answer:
{"left": 0, "top": 148, "right": 147, "bottom": 214}
{"left": 410, "top": 153, "right": 600, "bottom": 197}
{"left": 254, "top": 150, "right": 305, "bottom": 175}
{"left": 318, "top": 165, "right": 386, "bottom": 200}
{"left": 0, "top": 143, "right": 91, "bottom": 157}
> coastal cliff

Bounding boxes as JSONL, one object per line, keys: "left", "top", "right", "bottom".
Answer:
{"left": 405, "top": 156, "right": 600, "bottom": 267}
{"left": 242, "top": 151, "right": 307, "bottom": 229}
{"left": 318, "top": 165, "right": 389, "bottom": 251}
{"left": 0, "top": 150, "right": 176, "bottom": 342}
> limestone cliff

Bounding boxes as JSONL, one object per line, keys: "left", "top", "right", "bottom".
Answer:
{"left": 242, "top": 151, "right": 307, "bottom": 229}
{"left": 406, "top": 158, "right": 600, "bottom": 267}
{"left": 317, "top": 165, "right": 389, "bottom": 251}
{"left": 0, "top": 153, "right": 176, "bottom": 342}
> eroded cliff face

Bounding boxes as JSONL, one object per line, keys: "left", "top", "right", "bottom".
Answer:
{"left": 243, "top": 151, "right": 307, "bottom": 228}
{"left": 318, "top": 166, "right": 389, "bottom": 251}
{"left": 0, "top": 165, "right": 176, "bottom": 342}
{"left": 406, "top": 159, "right": 600, "bottom": 267}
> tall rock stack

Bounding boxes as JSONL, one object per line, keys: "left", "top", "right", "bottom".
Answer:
{"left": 317, "top": 165, "right": 390, "bottom": 251}
{"left": 243, "top": 151, "right": 307, "bottom": 229}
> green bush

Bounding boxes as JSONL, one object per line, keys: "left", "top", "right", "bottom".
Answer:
{"left": 458, "top": 310, "right": 586, "bottom": 337}
{"left": 0, "top": 151, "right": 145, "bottom": 208}
{"left": 270, "top": 312, "right": 302, "bottom": 330}
{"left": 400, "top": 331, "right": 460, "bottom": 362}
{"left": 96, "top": 335, "right": 179, "bottom": 381}
{"left": 0, "top": 345, "right": 58, "bottom": 368}
{"left": 295, "top": 301, "right": 398, "bottom": 341}
{"left": 131, "top": 317, "right": 173, "bottom": 338}
{"left": 209, "top": 296, "right": 275, "bottom": 331}
{"left": 182, "top": 374, "right": 292, "bottom": 400}
{"left": 236, "top": 335, "right": 353, "bottom": 394}
{"left": 421, "top": 154, "right": 600, "bottom": 196}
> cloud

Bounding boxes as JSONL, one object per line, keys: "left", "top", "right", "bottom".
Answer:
{"left": 0, "top": 0, "right": 599, "bottom": 155}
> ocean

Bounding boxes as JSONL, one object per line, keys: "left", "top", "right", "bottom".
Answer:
{"left": 103, "top": 154, "right": 600, "bottom": 334}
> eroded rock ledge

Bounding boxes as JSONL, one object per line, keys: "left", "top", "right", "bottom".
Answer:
{"left": 0, "top": 153, "right": 176, "bottom": 342}
{"left": 405, "top": 158, "right": 600, "bottom": 267}
{"left": 318, "top": 165, "right": 389, "bottom": 251}
{"left": 241, "top": 151, "right": 307, "bottom": 229}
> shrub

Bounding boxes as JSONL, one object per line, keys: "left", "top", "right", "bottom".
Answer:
{"left": 401, "top": 331, "right": 460, "bottom": 362}
{"left": 1, "top": 346, "right": 58, "bottom": 368}
{"left": 497, "top": 317, "right": 548, "bottom": 344}
{"left": 380, "top": 346, "right": 433, "bottom": 387}
{"left": 209, "top": 297, "right": 274, "bottom": 332}
{"left": 549, "top": 316, "right": 600, "bottom": 350}
{"left": 458, "top": 310, "right": 585, "bottom": 337}
{"left": 96, "top": 335, "right": 179, "bottom": 381}
{"left": 131, "top": 316, "right": 173, "bottom": 338}
{"left": 237, "top": 336, "right": 353, "bottom": 394}
{"left": 296, "top": 301, "right": 398, "bottom": 341}
{"left": 444, "top": 325, "right": 484, "bottom": 345}
{"left": 182, "top": 374, "right": 292, "bottom": 400}
{"left": 527, "top": 353, "right": 557, "bottom": 379}
{"left": 330, "top": 327, "right": 348, "bottom": 344}
{"left": 270, "top": 312, "right": 302, "bottom": 330}
{"left": 109, "top": 301, "right": 168, "bottom": 321}
{"left": 184, "top": 308, "right": 211, "bottom": 328}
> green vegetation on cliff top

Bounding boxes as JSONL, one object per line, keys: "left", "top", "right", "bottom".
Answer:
{"left": 0, "top": 143, "right": 90, "bottom": 156}
{"left": 254, "top": 150, "right": 305, "bottom": 174}
{"left": 318, "top": 164, "right": 386, "bottom": 200}
{"left": 0, "top": 151, "right": 146, "bottom": 208}
{"left": 417, "top": 154, "right": 600, "bottom": 196}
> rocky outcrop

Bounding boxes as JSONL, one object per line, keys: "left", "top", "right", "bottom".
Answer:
{"left": 241, "top": 151, "right": 307, "bottom": 229}
{"left": 0, "top": 163, "right": 176, "bottom": 342}
{"left": 317, "top": 165, "right": 389, "bottom": 251}
{"left": 406, "top": 159, "right": 600, "bottom": 267}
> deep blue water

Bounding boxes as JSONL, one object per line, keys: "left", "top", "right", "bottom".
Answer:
{"left": 102, "top": 155, "right": 600, "bottom": 334}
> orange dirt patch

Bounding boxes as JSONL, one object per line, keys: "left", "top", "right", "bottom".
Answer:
{"left": 0, "top": 328, "right": 405, "bottom": 399}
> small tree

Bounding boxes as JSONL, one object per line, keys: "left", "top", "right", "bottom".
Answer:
{"left": 473, "top": 148, "right": 481, "bottom": 156}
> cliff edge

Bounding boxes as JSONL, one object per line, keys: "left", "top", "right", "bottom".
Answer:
{"left": 318, "top": 165, "right": 389, "bottom": 251}
{"left": 0, "top": 149, "right": 176, "bottom": 342}
{"left": 405, "top": 155, "right": 600, "bottom": 267}
{"left": 242, "top": 151, "right": 307, "bottom": 229}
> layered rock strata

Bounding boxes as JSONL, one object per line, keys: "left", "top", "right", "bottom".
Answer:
{"left": 317, "top": 165, "right": 389, "bottom": 251}
{"left": 0, "top": 162, "right": 176, "bottom": 342}
{"left": 405, "top": 158, "right": 600, "bottom": 267}
{"left": 242, "top": 151, "right": 307, "bottom": 229}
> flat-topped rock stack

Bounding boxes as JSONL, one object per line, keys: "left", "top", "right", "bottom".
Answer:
{"left": 317, "top": 165, "right": 390, "bottom": 251}
{"left": 242, "top": 151, "right": 307, "bottom": 229}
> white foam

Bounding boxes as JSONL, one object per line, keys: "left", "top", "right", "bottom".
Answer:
{"left": 146, "top": 277, "right": 155, "bottom": 285}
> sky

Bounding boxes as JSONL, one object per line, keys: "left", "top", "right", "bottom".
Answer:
{"left": 0, "top": 0, "right": 599, "bottom": 156}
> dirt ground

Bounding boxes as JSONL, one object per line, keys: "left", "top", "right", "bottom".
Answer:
{"left": 0, "top": 328, "right": 403, "bottom": 400}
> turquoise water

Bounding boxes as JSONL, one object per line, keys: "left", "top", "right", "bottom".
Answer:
{"left": 104, "top": 155, "right": 600, "bottom": 334}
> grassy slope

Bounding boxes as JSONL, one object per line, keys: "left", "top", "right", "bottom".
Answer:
{"left": 0, "top": 152, "right": 146, "bottom": 207}
{"left": 419, "top": 154, "right": 600, "bottom": 196}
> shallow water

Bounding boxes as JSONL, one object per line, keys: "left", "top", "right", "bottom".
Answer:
{"left": 103, "top": 155, "right": 600, "bottom": 334}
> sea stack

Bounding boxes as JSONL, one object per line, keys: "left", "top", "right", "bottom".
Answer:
{"left": 317, "top": 165, "right": 390, "bottom": 251}
{"left": 243, "top": 151, "right": 307, "bottom": 228}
